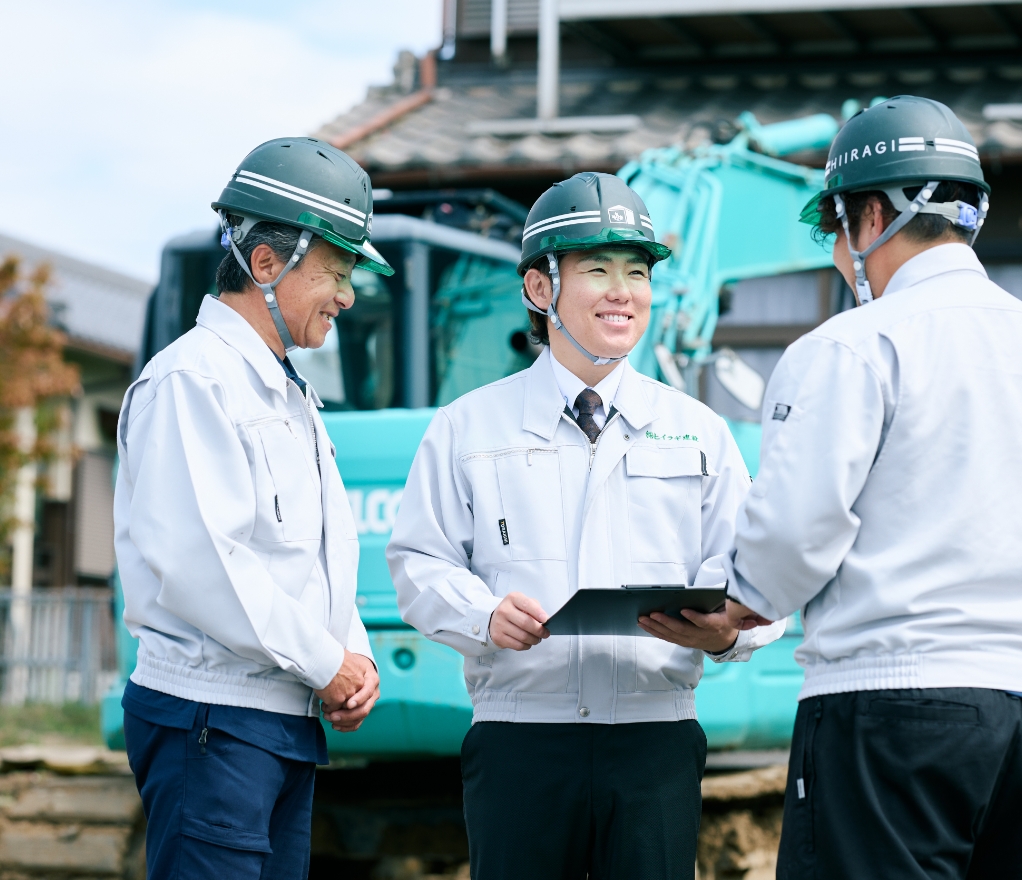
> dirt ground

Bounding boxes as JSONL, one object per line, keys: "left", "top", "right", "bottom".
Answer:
{"left": 0, "top": 750, "right": 786, "bottom": 880}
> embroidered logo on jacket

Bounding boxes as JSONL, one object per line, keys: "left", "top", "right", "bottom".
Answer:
{"left": 645, "top": 430, "right": 699, "bottom": 441}
{"left": 498, "top": 519, "right": 510, "bottom": 546}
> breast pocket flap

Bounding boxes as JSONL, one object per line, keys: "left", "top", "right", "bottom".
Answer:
{"left": 626, "top": 446, "right": 714, "bottom": 478}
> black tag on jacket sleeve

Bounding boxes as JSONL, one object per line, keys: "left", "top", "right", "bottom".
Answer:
{"left": 772, "top": 403, "right": 791, "bottom": 421}
{"left": 498, "top": 519, "right": 509, "bottom": 546}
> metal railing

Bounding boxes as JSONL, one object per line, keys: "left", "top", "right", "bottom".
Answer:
{"left": 0, "top": 587, "right": 118, "bottom": 705}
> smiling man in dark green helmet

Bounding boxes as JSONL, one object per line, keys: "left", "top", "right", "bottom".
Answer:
{"left": 723, "top": 97, "right": 1022, "bottom": 878}
{"left": 114, "top": 138, "right": 392, "bottom": 880}
{"left": 388, "top": 172, "right": 785, "bottom": 879}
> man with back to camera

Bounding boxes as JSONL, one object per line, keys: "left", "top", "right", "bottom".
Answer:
{"left": 114, "top": 138, "right": 390, "bottom": 879}
{"left": 720, "top": 96, "right": 1022, "bottom": 878}
{"left": 386, "top": 171, "right": 786, "bottom": 879}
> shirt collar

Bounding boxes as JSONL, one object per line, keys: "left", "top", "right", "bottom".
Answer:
{"left": 549, "top": 349, "right": 625, "bottom": 412}
{"left": 883, "top": 243, "right": 987, "bottom": 298}
{"left": 522, "top": 348, "right": 656, "bottom": 440}
{"left": 274, "top": 352, "right": 307, "bottom": 390}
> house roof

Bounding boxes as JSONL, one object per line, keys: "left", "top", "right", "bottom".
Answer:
{"left": 316, "top": 0, "right": 1022, "bottom": 187}
{"left": 0, "top": 233, "right": 151, "bottom": 363}
{"left": 314, "top": 66, "right": 1022, "bottom": 188}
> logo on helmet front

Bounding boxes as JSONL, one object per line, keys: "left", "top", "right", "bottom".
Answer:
{"left": 367, "top": 214, "right": 373, "bottom": 235}
{"left": 607, "top": 205, "right": 634, "bottom": 225}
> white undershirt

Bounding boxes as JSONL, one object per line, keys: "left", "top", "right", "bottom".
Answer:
{"left": 548, "top": 350, "right": 625, "bottom": 431}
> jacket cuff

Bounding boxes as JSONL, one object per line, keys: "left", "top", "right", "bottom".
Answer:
{"left": 299, "top": 632, "right": 347, "bottom": 691}
{"left": 470, "top": 593, "right": 503, "bottom": 654}
{"left": 706, "top": 628, "right": 755, "bottom": 663}
{"left": 346, "top": 614, "right": 376, "bottom": 670}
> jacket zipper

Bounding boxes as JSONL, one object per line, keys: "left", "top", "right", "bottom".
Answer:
{"left": 288, "top": 380, "right": 321, "bottom": 474}
{"left": 587, "top": 412, "right": 620, "bottom": 471}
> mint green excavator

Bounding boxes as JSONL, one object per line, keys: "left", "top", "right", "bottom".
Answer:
{"left": 103, "top": 111, "right": 839, "bottom": 761}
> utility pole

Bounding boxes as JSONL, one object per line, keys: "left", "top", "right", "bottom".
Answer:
{"left": 4, "top": 406, "right": 37, "bottom": 706}
{"left": 491, "top": 0, "right": 507, "bottom": 64}
{"left": 537, "top": 0, "right": 559, "bottom": 119}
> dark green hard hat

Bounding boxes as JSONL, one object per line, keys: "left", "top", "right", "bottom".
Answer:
{"left": 212, "top": 137, "right": 393, "bottom": 276}
{"left": 800, "top": 95, "right": 989, "bottom": 224}
{"left": 518, "top": 171, "right": 671, "bottom": 275}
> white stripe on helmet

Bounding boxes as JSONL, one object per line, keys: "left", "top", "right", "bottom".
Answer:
{"left": 234, "top": 177, "right": 366, "bottom": 229}
{"left": 934, "top": 145, "right": 981, "bottom": 158}
{"left": 898, "top": 136, "right": 926, "bottom": 152}
{"left": 522, "top": 215, "right": 604, "bottom": 240}
{"left": 236, "top": 170, "right": 367, "bottom": 222}
{"left": 523, "top": 210, "right": 601, "bottom": 237}
{"left": 934, "top": 137, "right": 978, "bottom": 155}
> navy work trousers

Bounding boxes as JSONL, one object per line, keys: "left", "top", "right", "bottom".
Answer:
{"left": 124, "top": 708, "right": 316, "bottom": 880}
{"left": 462, "top": 720, "right": 706, "bottom": 880}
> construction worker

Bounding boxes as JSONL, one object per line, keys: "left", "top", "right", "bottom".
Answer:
{"left": 114, "top": 138, "right": 391, "bottom": 880}
{"left": 387, "top": 172, "right": 785, "bottom": 880}
{"left": 723, "top": 96, "right": 1022, "bottom": 878}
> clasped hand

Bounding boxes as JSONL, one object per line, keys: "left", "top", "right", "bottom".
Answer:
{"left": 315, "top": 650, "right": 380, "bottom": 732}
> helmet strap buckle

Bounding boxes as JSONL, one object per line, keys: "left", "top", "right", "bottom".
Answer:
{"left": 837, "top": 181, "right": 940, "bottom": 307}
{"left": 543, "top": 252, "right": 626, "bottom": 367}
{"left": 218, "top": 211, "right": 313, "bottom": 353}
{"left": 520, "top": 252, "right": 631, "bottom": 367}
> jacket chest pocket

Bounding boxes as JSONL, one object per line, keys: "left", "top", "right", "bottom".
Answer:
{"left": 252, "top": 420, "right": 322, "bottom": 543}
{"left": 625, "top": 445, "right": 712, "bottom": 565}
{"left": 492, "top": 449, "right": 566, "bottom": 561}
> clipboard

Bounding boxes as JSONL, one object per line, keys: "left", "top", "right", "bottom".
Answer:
{"left": 543, "top": 585, "right": 727, "bottom": 637}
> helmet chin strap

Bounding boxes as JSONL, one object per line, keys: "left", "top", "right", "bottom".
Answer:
{"left": 219, "top": 211, "right": 311, "bottom": 353}
{"left": 520, "top": 253, "right": 628, "bottom": 367}
{"left": 836, "top": 181, "right": 945, "bottom": 306}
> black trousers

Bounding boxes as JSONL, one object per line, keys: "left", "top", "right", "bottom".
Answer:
{"left": 777, "top": 688, "right": 1022, "bottom": 880}
{"left": 461, "top": 720, "right": 706, "bottom": 880}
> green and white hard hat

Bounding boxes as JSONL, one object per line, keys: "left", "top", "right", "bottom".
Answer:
{"left": 799, "top": 96, "right": 990, "bottom": 305}
{"left": 519, "top": 172, "right": 671, "bottom": 365}
{"left": 212, "top": 137, "right": 393, "bottom": 351}
{"left": 213, "top": 137, "right": 392, "bottom": 276}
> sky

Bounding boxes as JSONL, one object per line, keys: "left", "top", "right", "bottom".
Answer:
{"left": 0, "top": 0, "right": 444, "bottom": 283}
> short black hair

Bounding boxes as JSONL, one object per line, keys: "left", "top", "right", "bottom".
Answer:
{"left": 215, "top": 218, "right": 316, "bottom": 295}
{"left": 812, "top": 181, "right": 980, "bottom": 247}
{"left": 524, "top": 246, "right": 653, "bottom": 346}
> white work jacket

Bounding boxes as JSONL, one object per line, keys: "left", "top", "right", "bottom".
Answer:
{"left": 727, "top": 244, "right": 1022, "bottom": 698}
{"left": 388, "top": 349, "right": 785, "bottom": 725}
{"left": 114, "top": 296, "right": 370, "bottom": 716}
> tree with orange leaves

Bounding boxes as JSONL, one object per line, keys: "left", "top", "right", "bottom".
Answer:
{"left": 0, "top": 256, "right": 81, "bottom": 574}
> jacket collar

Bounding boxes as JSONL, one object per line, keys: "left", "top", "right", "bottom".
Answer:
{"left": 611, "top": 359, "right": 658, "bottom": 432}
{"left": 523, "top": 347, "right": 657, "bottom": 440}
{"left": 195, "top": 295, "right": 289, "bottom": 399}
{"left": 884, "top": 243, "right": 987, "bottom": 298}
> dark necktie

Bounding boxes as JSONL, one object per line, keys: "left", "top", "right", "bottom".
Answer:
{"left": 574, "top": 388, "right": 603, "bottom": 443}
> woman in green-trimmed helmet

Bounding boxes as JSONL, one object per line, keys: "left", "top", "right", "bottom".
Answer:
{"left": 212, "top": 136, "right": 393, "bottom": 353}
{"left": 520, "top": 171, "right": 671, "bottom": 367}
{"left": 800, "top": 95, "right": 990, "bottom": 305}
